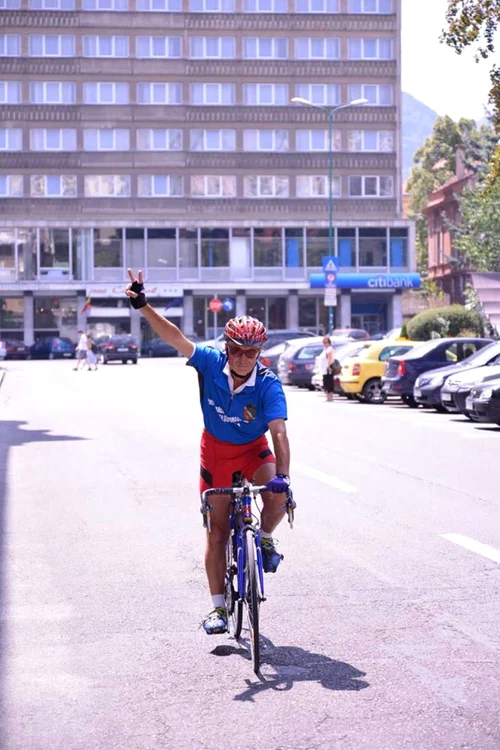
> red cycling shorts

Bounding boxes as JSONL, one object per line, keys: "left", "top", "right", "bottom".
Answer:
{"left": 199, "top": 429, "right": 276, "bottom": 494}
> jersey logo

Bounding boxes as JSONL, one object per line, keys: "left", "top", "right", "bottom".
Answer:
{"left": 243, "top": 403, "right": 257, "bottom": 422}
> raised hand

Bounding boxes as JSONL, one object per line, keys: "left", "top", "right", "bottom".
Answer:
{"left": 125, "top": 268, "right": 147, "bottom": 309}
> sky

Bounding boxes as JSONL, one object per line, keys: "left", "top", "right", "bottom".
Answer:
{"left": 401, "top": 0, "right": 494, "bottom": 122}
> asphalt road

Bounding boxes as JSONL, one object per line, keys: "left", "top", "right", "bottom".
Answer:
{"left": 0, "top": 358, "right": 499, "bottom": 750}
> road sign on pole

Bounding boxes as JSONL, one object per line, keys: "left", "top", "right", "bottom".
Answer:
{"left": 209, "top": 297, "right": 222, "bottom": 313}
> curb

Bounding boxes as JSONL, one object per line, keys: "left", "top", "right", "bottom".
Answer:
{"left": 0, "top": 368, "right": 5, "bottom": 388}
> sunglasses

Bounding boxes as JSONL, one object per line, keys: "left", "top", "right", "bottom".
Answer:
{"left": 227, "top": 345, "right": 261, "bottom": 359}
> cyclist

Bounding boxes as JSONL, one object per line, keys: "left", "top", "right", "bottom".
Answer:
{"left": 125, "top": 269, "right": 292, "bottom": 635}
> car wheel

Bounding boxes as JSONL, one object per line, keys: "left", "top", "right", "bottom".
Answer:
{"left": 103, "top": 358, "right": 108, "bottom": 365}
{"left": 48, "top": 352, "right": 54, "bottom": 360}
{"left": 148, "top": 350, "right": 153, "bottom": 358}
{"left": 345, "top": 393, "right": 355, "bottom": 400}
{"left": 122, "top": 360, "right": 127, "bottom": 364}
{"left": 132, "top": 359, "right": 138, "bottom": 365}
{"left": 362, "top": 378, "right": 386, "bottom": 404}
{"left": 401, "top": 394, "right": 419, "bottom": 408}
{"left": 434, "top": 405, "right": 448, "bottom": 413}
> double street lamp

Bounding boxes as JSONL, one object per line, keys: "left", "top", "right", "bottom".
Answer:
{"left": 291, "top": 96, "right": 368, "bottom": 333}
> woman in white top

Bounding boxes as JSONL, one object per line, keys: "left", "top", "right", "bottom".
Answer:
{"left": 317, "top": 336, "right": 336, "bottom": 402}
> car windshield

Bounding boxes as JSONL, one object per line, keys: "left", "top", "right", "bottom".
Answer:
{"left": 111, "top": 335, "right": 135, "bottom": 344}
{"left": 461, "top": 341, "right": 500, "bottom": 366}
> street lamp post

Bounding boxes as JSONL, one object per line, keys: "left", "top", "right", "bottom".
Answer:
{"left": 291, "top": 96, "right": 368, "bottom": 334}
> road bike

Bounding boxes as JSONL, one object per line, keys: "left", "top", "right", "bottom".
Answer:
{"left": 201, "top": 476, "right": 296, "bottom": 674}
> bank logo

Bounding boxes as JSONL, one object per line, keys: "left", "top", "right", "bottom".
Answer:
{"left": 367, "top": 275, "right": 416, "bottom": 289}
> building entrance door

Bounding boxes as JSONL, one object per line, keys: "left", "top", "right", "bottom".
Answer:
{"left": 351, "top": 313, "right": 383, "bottom": 336}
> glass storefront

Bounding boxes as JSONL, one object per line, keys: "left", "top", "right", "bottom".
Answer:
{"left": 18, "top": 229, "right": 38, "bottom": 281}
{"left": 0, "top": 230, "right": 16, "bottom": 280}
{"left": 93, "top": 228, "right": 123, "bottom": 269}
{"left": 34, "top": 296, "right": 78, "bottom": 339}
{"left": 358, "top": 228, "right": 387, "bottom": 268}
{"left": 39, "top": 228, "right": 71, "bottom": 277}
{"left": 0, "top": 297, "right": 24, "bottom": 340}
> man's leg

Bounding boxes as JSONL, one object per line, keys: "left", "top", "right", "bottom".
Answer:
{"left": 204, "top": 495, "right": 231, "bottom": 596}
{"left": 253, "top": 462, "right": 286, "bottom": 535}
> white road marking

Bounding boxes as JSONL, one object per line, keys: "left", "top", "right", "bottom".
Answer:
{"left": 441, "top": 533, "right": 500, "bottom": 564}
{"left": 292, "top": 460, "right": 359, "bottom": 494}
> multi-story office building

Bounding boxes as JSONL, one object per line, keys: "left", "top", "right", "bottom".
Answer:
{"left": 0, "top": 0, "right": 416, "bottom": 345}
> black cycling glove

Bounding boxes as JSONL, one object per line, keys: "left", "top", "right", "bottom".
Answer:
{"left": 128, "top": 279, "right": 147, "bottom": 310}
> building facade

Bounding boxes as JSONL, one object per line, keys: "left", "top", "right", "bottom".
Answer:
{"left": 0, "top": 0, "right": 415, "bottom": 345}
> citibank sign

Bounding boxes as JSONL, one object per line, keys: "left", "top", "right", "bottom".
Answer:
{"left": 309, "top": 273, "right": 421, "bottom": 290}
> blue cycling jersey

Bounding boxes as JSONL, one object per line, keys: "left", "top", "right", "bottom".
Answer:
{"left": 188, "top": 345, "right": 288, "bottom": 444}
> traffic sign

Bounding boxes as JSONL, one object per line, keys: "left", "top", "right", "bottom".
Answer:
{"left": 322, "top": 256, "right": 339, "bottom": 273}
{"left": 222, "top": 297, "right": 234, "bottom": 312}
{"left": 209, "top": 298, "right": 223, "bottom": 313}
{"left": 324, "top": 289, "right": 337, "bottom": 307}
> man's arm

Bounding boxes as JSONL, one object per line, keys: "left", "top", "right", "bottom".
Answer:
{"left": 268, "top": 418, "right": 290, "bottom": 477}
{"left": 125, "top": 268, "right": 194, "bottom": 359}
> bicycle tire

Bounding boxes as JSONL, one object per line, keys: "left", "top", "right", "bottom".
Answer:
{"left": 245, "top": 531, "right": 260, "bottom": 674}
{"left": 225, "top": 538, "right": 243, "bottom": 638}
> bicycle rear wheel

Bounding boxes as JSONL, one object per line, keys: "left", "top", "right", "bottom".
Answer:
{"left": 224, "top": 538, "right": 243, "bottom": 637}
{"left": 245, "top": 532, "right": 260, "bottom": 674}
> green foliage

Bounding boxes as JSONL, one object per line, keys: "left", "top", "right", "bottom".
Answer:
{"left": 442, "top": 0, "right": 500, "bottom": 130}
{"left": 399, "top": 322, "right": 409, "bottom": 339}
{"left": 450, "top": 173, "right": 500, "bottom": 271}
{"left": 407, "top": 305, "right": 485, "bottom": 341}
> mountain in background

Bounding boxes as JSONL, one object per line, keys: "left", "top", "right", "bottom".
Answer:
{"left": 402, "top": 92, "right": 439, "bottom": 181}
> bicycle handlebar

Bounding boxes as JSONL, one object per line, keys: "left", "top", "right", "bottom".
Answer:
{"left": 201, "top": 485, "right": 267, "bottom": 502}
{"left": 201, "top": 484, "right": 296, "bottom": 532}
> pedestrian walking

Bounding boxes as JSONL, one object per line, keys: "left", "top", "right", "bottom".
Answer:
{"left": 73, "top": 329, "right": 88, "bottom": 371}
{"left": 86, "top": 334, "right": 98, "bottom": 371}
{"left": 318, "top": 336, "right": 336, "bottom": 402}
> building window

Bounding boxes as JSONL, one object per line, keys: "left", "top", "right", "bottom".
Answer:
{"left": 201, "top": 229, "right": 229, "bottom": 267}
{"left": 0, "top": 175, "right": 23, "bottom": 197}
{"left": 30, "top": 175, "right": 77, "bottom": 198}
{"left": 84, "top": 175, "right": 131, "bottom": 197}
{"left": 349, "top": 0, "right": 392, "bottom": 12}
{"left": 0, "top": 35, "right": 21, "bottom": 57}
{"left": 83, "top": 129, "right": 130, "bottom": 150}
{"left": 39, "top": 228, "right": 72, "bottom": 270}
{"left": 295, "top": 83, "right": 340, "bottom": 106}
{"left": 0, "top": 129, "right": 22, "bottom": 151}
{"left": 0, "top": 82, "right": 21, "bottom": 104}
{"left": 83, "top": 36, "right": 129, "bottom": 57}
{"left": 190, "top": 0, "right": 234, "bottom": 9}
{"left": 189, "top": 37, "right": 235, "bottom": 59}
{"left": 243, "top": 129, "right": 288, "bottom": 151}
{"left": 253, "top": 228, "right": 282, "bottom": 268}
{"left": 296, "top": 175, "right": 340, "bottom": 197}
{"left": 0, "top": 0, "right": 21, "bottom": 7}
{"left": 191, "top": 83, "right": 234, "bottom": 105}
{"left": 243, "top": 37, "right": 288, "bottom": 59}
{"left": 29, "top": 0, "right": 75, "bottom": 8}
{"left": 30, "top": 129, "right": 77, "bottom": 151}
{"left": 82, "top": 0, "right": 128, "bottom": 10}
{"left": 295, "top": 0, "right": 338, "bottom": 11}
{"left": 93, "top": 228, "right": 123, "bottom": 268}
{"left": 137, "top": 129, "right": 182, "bottom": 150}
{"left": 244, "top": 175, "right": 289, "bottom": 198}
{"left": 191, "top": 175, "right": 236, "bottom": 197}
{"left": 29, "top": 35, "right": 76, "bottom": 57}
{"left": 83, "top": 82, "right": 129, "bottom": 104}
{"left": 390, "top": 227, "right": 408, "bottom": 268}
{"left": 243, "top": 0, "right": 286, "bottom": 10}
{"left": 348, "top": 83, "right": 393, "bottom": 105}
{"left": 348, "top": 130, "right": 393, "bottom": 151}
{"left": 348, "top": 38, "right": 393, "bottom": 59}
{"left": 295, "top": 38, "right": 340, "bottom": 59}
{"left": 190, "top": 129, "right": 236, "bottom": 151}
{"left": 136, "top": 0, "right": 181, "bottom": 9}
{"left": 243, "top": 83, "right": 288, "bottom": 105}
{"left": 296, "top": 129, "right": 341, "bottom": 151}
{"left": 137, "top": 175, "right": 183, "bottom": 196}
{"left": 136, "top": 36, "right": 182, "bottom": 58}
{"left": 359, "top": 228, "right": 387, "bottom": 266}
{"left": 30, "top": 82, "right": 76, "bottom": 104}
{"left": 348, "top": 175, "right": 393, "bottom": 197}
{"left": 0, "top": 294, "right": 23, "bottom": 331}
{"left": 137, "top": 82, "right": 182, "bottom": 104}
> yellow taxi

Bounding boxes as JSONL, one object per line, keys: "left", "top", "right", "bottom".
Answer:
{"left": 340, "top": 339, "right": 418, "bottom": 403}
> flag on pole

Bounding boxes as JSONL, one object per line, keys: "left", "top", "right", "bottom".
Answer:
{"left": 81, "top": 297, "right": 92, "bottom": 314}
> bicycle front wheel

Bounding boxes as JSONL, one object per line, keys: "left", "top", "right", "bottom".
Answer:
{"left": 245, "top": 532, "right": 260, "bottom": 674}
{"left": 225, "top": 538, "right": 243, "bottom": 638}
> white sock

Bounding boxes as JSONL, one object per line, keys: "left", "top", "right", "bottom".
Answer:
{"left": 211, "top": 594, "right": 225, "bottom": 609}
{"left": 260, "top": 530, "right": 273, "bottom": 539}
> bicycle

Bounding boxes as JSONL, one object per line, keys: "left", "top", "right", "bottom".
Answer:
{"left": 201, "top": 475, "right": 296, "bottom": 674}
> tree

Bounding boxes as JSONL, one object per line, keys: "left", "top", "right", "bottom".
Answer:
{"left": 442, "top": 0, "right": 500, "bottom": 130}
{"left": 451, "top": 175, "right": 500, "bottom": 271}
{"left": 406, "top": 116, "right": 493, "bottom": 272}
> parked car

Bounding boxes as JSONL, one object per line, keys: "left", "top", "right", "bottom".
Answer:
{"left": 277, "top": 337, "right": 325, "bottom": 389}
{"left": 340, "top": 340, "right": 418, "bottom": 404}
{"left": 101, "top": 334, "right": 138, "bottom": 364}
{"left": 203, "top": 328, "right": 317, "bottom": 352}
{"left": 417, "top": 341, "right": 500, "bottom": 412}
{"left": 381, "top": 337, "right": 491, "bottom": 407}
{"left": 465, "top": 377, "right": 500, "bottom": 425}
{"left": 330, "top": 328, "right": 371, "bottom": 341}
{"left": 142, "top": 337, "right": 178, "bottom": 357}
{"left": 29, "top": 336, "right": 76, "bottom": 360}
{"left": 311, "top": 340, "right": 373, "bottom": 395}
{"left": 3, "top": 339, "right": 29, "bottom": 359}
{"left": 0, "top": 340, "right": 6, "bottom": 360}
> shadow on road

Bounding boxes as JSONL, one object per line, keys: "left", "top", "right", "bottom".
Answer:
{"left": 211, "top": 634, "right": 369, "bottom": 701}
{"left": 0, "top": 419, "right": 87, "bottom": 746}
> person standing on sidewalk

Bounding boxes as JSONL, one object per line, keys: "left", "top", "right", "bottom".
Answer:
{"left": 318, "top": 336, "right": 336, "bottom": 402}
{"left": 73, "top": 329, "right": 88, "bottom": 371}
